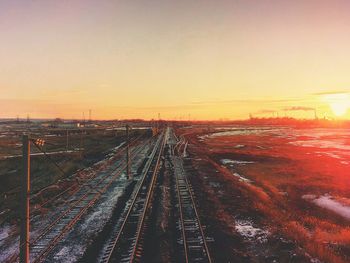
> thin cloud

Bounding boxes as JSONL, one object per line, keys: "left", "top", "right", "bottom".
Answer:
{"left": 256, "top": 109, "right": 276, "bottom": 114}
{"left": 313, "top": 91, "right": 349, "bottom": 96}
{"left": 190, "top": 97, "right": 303, "bottom": 106}
{"left": 283, "top": 106, "right": 315, "bottom": 111}
{"left": 108, "top": 104, "right": 200, "bottom": 111}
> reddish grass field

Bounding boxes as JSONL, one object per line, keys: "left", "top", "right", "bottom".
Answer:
{"left": 179, "top": 125, "right": 350, "bottom": 262}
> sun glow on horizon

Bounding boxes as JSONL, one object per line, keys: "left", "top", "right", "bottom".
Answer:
{"left": 1, "top": 1, "right": 350, "bottom": 120}
{"left": 322, "top": 93, "right": 350, "bottom": 117}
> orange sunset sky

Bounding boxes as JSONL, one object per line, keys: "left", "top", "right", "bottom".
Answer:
{"left": 0, "top": 0, "right": 349, "bottom": 120}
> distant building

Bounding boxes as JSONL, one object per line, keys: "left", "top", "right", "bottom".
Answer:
{"left": 41, "top": 121, "right": 79, "bottom": 128}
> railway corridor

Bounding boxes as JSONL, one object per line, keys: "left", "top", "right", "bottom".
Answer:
{"left": 40, "top": 138, "right": 155, "bottom": 263}
{"left": 168, "top": 128, "right": 212, "bottom": 263}
{"left": 172, "top": 156, "right": 211, "bottom": 263}
{"left": 92, "top": 127, "right": 212, "bottom": 263}
{"left": 97, "top": 131, "right": 166, "bottom": 263}
{"left": 7, "top": 135, "right": 156, "bottom": 263}
{"left": 8, "top": 128, "right": 213, "bottom": 263}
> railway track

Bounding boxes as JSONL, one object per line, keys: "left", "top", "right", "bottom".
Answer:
{"left": 174, "top": 134, "right": 188, "bottom": 157}
{"left": 171, "top": 130, "right": 212, "bottom": 263}
{"left": 7, "top": 136, "right": 156, "bottom": 263}
{"left": 32, "top": 134, "right": 144, "bottom": 214}
{"left": 99, "top": 129, "right": 167, "bottom": 263}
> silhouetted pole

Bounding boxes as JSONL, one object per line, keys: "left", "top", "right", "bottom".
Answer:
{"left": 66, "top": 129, "right": 69, "bottom": 152}
{"left": 79, "top": 129, "right": 83, "bottom": 158}
{"left": 20, "top": 135, "right": 30, "bottom": 263}
{"left": 126, "top": 125, "right": 131, "bottom": 179}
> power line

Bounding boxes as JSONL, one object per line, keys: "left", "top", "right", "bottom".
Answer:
{"left": 7, "top": 131, "right": 148, "bottom": 262}
{"left": 31, "top": 139, "right": 68, "bottom": 179}
{"left": 3, "top": 130, "right": 146, "bottom": 199}
{"left": 30, "top": 133, "right": 144, "bottom": 208}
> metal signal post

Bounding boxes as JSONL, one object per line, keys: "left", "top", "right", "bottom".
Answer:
{"left": 126, "top": 125, "right": 131, "bottom": 179}
{"left": 20, "top": 135, "right": 30, "bottom": 263}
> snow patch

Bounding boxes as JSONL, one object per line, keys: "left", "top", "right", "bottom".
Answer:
{"left": 0, "top": 224, "right": 11, "bottom": 242}
{"left": 221, "top": 159, "right": 254, "bottom": 165}
{"left": 303, "top": 194, "right": 350, "bottom": 220}
{"left": 235, "top": 220, "right": 269, "bottom": 243}
{"left": 112, "top": 142, "right": 125, "bottom": 152}
{"left": 290, "top": 140, "right": 350, "bottom": 151}
{"left": 54, "top": 245, "right": 83, "bottom": 263}
{"left": 200, "top": 129, "right": 262, "bottom": 139}
{"left": 302, "top": 194, "right": 316, "bottom": 200}
{"left": 0, "top": 224, "right": 17, "bottom": 262}
{"left": 233, "top": 172, "right": 253, "bottom": 184}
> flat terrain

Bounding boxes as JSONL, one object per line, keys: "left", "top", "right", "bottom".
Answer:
{"left": 0, "top": 123, "right": 149, "bottom": 223}
{"left": 0, "top": 122, "right": 151, "bottom": 261}
{"left": 176, "top": 125, "right": 350, "bottom": 262}
{"left": 2, "top": 122, "right": 350, "bottom": 263}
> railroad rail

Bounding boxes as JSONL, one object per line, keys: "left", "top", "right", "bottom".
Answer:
{"left": 31, "top": 134, "right": 144, "bottom": 217}
{"left": 174, "top": 134, "right": 188, "bottom": 157}
{"left": 99, "top": 129, "right": 167, "bottom": 263}
{"left": 30, "top": 139, "right": 153, "bottom": 263}
{"left": 7, "top": 135, "right": 155, "bottom": 263}
{"left": 171, "top": 130, "right": 212, "bottom": 263}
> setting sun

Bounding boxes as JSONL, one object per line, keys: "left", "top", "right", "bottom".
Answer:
{"left": 322, "top": 93, "right": 350, "bottom": 117}
{"left": 3, "top": 2, "right": 350, "bottom": 263}
{"left": 330, "top": 102, "right": 348, "bottom": 116}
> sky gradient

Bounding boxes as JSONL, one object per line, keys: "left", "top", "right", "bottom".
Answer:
{"left": 1, "top": 0, "right": 350, "bottom": 120}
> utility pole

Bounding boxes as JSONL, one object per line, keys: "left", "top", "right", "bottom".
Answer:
{"left": 20, "top": 135, "right": 30, "bottom": 263}
{"left": 126, "top": 125, "right": 131, "bottom": 179}
{"left": 66, "top": 129, "right": 69, "bottom": 152}
{"left": 26, "top": 115, "right": 30, "bottom": 131}
{"left": 79, "top": 129, "right": 83, "bottom": 158}
{"left": 157, "top": 113, "right": 161, "bottom": 133}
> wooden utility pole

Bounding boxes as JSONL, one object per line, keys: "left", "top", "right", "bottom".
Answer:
{"left": 20, "top": 135, "right": 30, "bottom": 263}
{"left": 66, "top": 129, "right": 69, "bottom": 152}
{"left": 79, "top": 129, "right": 84, "bottom": 158}
{"left": 126, "top": 125, "right": 131, "bottom": 179}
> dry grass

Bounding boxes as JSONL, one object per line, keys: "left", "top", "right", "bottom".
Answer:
{"left": 182, "top": 126, "right": 350, "bottom": 262}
